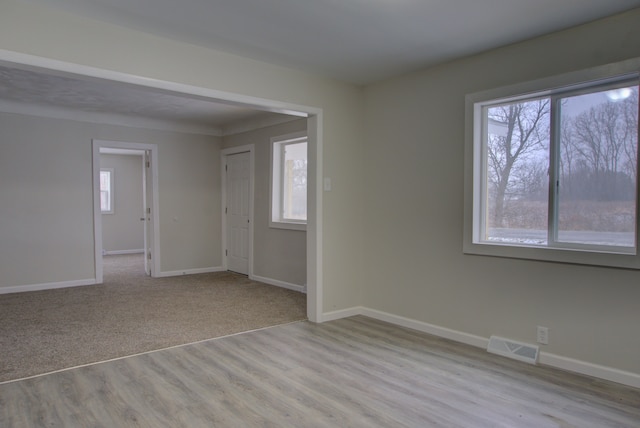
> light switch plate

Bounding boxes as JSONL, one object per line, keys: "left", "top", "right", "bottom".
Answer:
{"left": 324, "top": 177, "right": 332, "bottom": 191}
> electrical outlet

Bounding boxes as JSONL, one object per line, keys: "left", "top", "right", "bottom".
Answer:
{"left": 537, "top": 326, "right": 549, "bottom": 345}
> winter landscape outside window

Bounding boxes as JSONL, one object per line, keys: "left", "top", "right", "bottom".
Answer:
{"left": 271, "top": 132, "right": 307, "bottom": 230}
{"left": 465, "top": 60, "right": 640, "bottom": 269}
{"left": 100, "top": 168, "right": 114, "bottom": 214}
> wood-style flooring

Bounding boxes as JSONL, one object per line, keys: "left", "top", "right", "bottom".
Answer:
{"left": 1, "top": 316, "right": 639, "bottom": 427}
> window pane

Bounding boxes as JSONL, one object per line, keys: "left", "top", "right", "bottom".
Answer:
{"left": 100, "top": 170, "right": 112, "bottom": 212}
{"left": 557, "top": 86, "right": 638, "bottom": 247}
{"left": 484, "top": 99, "right": 551, "bottom": 245}
{"left": 100, "top": 171, "right": 110, "bottom": 191}
{"left": 282, "top": 142, "right": 307, "bottom": 221}
{"left": 100, "top": 190, "right": 109, "bottom": 211}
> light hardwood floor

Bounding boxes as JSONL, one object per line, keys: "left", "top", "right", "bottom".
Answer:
{"left": 1, "top": 316, "right": 639, "bottom": 427}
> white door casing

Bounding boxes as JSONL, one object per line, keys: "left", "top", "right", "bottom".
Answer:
{"left": 225, "top": 151, "right": 251, "bottom": 275}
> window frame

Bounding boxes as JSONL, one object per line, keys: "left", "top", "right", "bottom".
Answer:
{"left": 100, "top": 168, "right": 115, "bottom": 214}
{"left": 270, "top": 131, "right": 308, "bottom": 231}
{"left": 464, "top": 58, "right": 640, "bottom": 269}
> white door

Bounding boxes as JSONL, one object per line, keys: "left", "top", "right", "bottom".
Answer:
{"left": 226, "top": 152, "right": 250, "bottom": 274}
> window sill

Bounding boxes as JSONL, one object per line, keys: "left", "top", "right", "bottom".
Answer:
{"left": 269, "top": 221, "right": 307, "bottom": 231}
{"left": 463, "top": 240, "right": 640, "bottom": 270}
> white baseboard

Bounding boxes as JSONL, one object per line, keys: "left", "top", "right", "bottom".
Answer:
{"left": 157, "top": 266, "right": 225, "bottom": 277}
{"left": 360, "top": 307, "right": 489, "bottom": 349}
{"left": 539, "top": 352, "right": 640, "bottom": 389}
{"left": 0, "top": 279, "right": 97, "bottom": 295}
{"left": 322, "top": 306, "right": 640, "bottom": 390}
{"left": 103, "top": 249, "right": 144, "bottom": 255}
{"left": 250, "top": 274, "right": 306, "bottom": 293}
{"left": 321, "top": 306, "right": 365, "bottom": 322}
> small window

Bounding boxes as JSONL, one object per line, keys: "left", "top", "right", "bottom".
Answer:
{"left": 100, "top": 168, "right": 114, "bottom": 214}
{"left": 465, "top": 61, "right": 640, "bottom": 269}
{"left": 271, "top": 132, "right": 307, "bottom": 230}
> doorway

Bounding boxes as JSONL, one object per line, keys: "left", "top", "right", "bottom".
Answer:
{"left": 0, "top": 53, "right": 322, "bottom": 322}
{"left": 222, "top": 146, "right": 254, "bottom": 275}
{"left": 93, "top": 140, "right": 160, "bottom": 283}
{"left": 99, "top": 148, "right": 146, "bottom": 276}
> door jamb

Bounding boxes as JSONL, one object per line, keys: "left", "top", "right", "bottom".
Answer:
{"left": 221, "top": 145, "right": 255, "bottom": 276}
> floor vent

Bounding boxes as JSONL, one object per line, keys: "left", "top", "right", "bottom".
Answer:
{"left": 487, "top": 336, "right": 539, "bottom": 365}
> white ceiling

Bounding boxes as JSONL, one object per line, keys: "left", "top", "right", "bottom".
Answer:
{"left": 23, "top": 0, "right": 640, "bottom": 84}
{"left": 3, "top": 1, "right": 639, "bottom": 133}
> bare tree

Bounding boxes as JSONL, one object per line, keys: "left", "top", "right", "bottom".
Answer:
{"left": 559, "top": 106, "right": 578, "bottom": 196}
{"left": 622, "top": 87, "right": 639, "bottom": 180}
{"left": 567, "top": 88, "right": 638, "bottom": 200}
{"left": 487, "top": 100, "right": 550, "bottom": 227}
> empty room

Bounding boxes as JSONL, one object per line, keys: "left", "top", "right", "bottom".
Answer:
{"left": 1, "top": 0, "right": 640, "bottom": 426}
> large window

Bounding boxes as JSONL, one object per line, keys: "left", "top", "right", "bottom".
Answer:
{"left": 465, "top": 61, "right": 640, "bottom": 268}
{"left": 100, "top": 168, "right": 114, "bottom": 214}
{"left": 271, "top": 132, "right": 307, "bottom": 230}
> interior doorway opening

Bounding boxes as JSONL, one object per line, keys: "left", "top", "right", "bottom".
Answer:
{"left": 99, "top": 147, "right": 147, "bottom": 278}
{"left": 93, "top": 140, "right": 160, "bottom": 283}
{"left": 0, "top": 51, "right": 323, "bottom": 322}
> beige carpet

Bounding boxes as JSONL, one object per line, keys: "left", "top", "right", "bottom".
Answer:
{"left": 0, "top": 254, "right": 306, "bottom": 383}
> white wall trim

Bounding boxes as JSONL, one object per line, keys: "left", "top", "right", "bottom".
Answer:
{"left": 157, "top": 267, "right": 225, "bottom": 277}
{"left": 539, "top": 352, "right": 640, "bottom": 389}
{"left": 307, "top": 114, "right": 322, "bottom": 323}
{"left": 103, "top": 249, "right": 145, "bottom": 255}
{"left": 250, "top": 274, "right": 306, "bottom": 293}
{"left": 361, "top": 308, "right": 489, "bottom": 349}
{"left": 322, "top": 306, "right": 640, "bottom": 389}
{"left": 321, "top": 306, "right": 365, "bottom": 322}
{"left": 0, "top": 279, "right": 97, "bottom": 295}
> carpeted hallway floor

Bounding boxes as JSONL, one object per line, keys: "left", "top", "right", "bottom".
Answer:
{"left": 0, "top": 254, "right": 307, "bottom": 383}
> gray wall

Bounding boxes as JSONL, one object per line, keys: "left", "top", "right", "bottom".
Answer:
{"left": 363, "top": 10, "right": 640, "bottom": 375}
{"left": 0, "top": 112, "right": 222, "bottom": 288}
{"left": 100, "top": 153, "right": 144, "bottom": 253}
{"left": 222, "top": 119, "right": 307, "bottom": 286}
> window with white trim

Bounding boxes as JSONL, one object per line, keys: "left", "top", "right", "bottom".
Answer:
{"left": 465, "top": 62, "right": 640, "bottom": 268}
{"left": 100, "top": 168, "right": 114, "bottom": 214}
{"left": 271, "top": 132, "right": 307, "bottom": 230}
